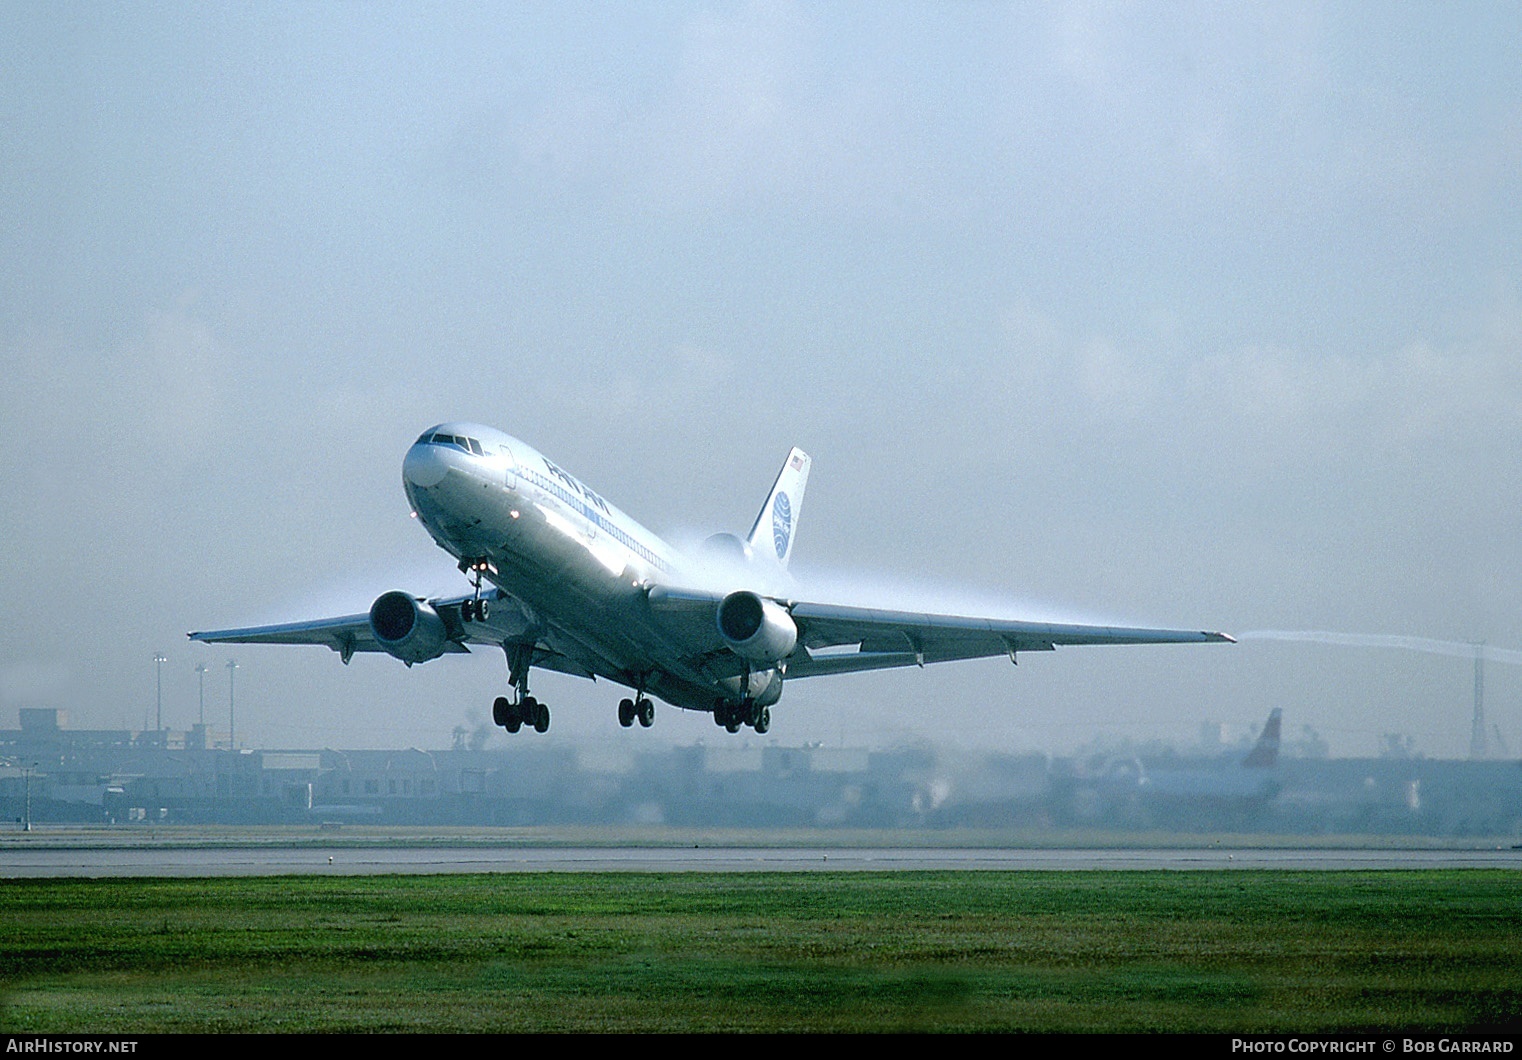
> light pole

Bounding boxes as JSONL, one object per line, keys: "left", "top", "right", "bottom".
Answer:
{"left": 226, "top": 659, "right": 239, "bottom": 749}
{"left": 153, "top": 653, "right": 167, "bottom": 731}
{"left": 194, "top": 663, "right": 207, "bottom": 727}
{"left": 22, "top": 763, "right": 34, "bottom": 832}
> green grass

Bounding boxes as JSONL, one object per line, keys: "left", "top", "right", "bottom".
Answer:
{"left": 3, "top": 871, "right": 1520, "bottom": 1032}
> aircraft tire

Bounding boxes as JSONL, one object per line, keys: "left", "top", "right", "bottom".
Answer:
{"left": 637, "top": 698, "right": 655, "bottom": 727}
{"left": 492, "top": 696, "right": 510, "bottom": 727}
{"left": 524, "top": 697, "right": 548, "bottom": 733}
{"left": 618, "top": 698, "right": 635, "bottom": 727}
{"left": 754, "top": 706, "right": 770, "bottom": 734}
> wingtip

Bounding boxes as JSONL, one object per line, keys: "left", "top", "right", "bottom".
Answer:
{"left": 1210, "top": 631, "right": 1237, "bottom": 643}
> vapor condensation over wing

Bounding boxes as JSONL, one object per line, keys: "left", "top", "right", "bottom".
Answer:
{"left": 788, "top": 567, "right": 1128, "bottom": 628}
{"left": 1242, "top": 630, "right": 1522, "bottom": 666}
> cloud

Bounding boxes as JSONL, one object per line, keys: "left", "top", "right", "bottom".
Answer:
{"left": 0, "top": 303, "right": 232, "bottom": 504}
{"left": 979, "top": 292, "right": 1522, "bottom": 468}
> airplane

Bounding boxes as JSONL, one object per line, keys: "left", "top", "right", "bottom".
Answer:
{"left": 190, "top": 423, "right": 1233, "bottom": 735}
{"left": 1055, "top": 709, "right": 1282, "bottom": 825}
{"left": 1137, "top": 708, "right": 1283, "bottom": 800}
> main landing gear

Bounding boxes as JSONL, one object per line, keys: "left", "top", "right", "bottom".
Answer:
{"left": 714, "top": 699, "right": 770, "bottom": 735}
{"left": 493, "top": 693, "right": 548, "bottom": 734}
{"left": 494, "top": 642, "right": 548, "bottom": 734}
{"left": 617, "top": 674, "right": 655, "bottom": 728}
{"left": 618, "top": 696, "right": 655, "bottom": 728}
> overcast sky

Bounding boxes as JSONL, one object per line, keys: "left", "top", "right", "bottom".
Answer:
{"left": 3, "top": 2, "right": 1519, "bottom": 758}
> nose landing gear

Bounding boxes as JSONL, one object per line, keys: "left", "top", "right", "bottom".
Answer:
{"left": 459, "top": 558, "right": 496, "bottom": 624}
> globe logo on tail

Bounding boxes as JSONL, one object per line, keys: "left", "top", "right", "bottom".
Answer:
{"left": 772, "top": 492, "right": 792, "bottom": 559}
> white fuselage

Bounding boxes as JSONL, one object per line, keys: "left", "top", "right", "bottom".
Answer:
{"left": 402, "top": 423, "right": 773, "bottom": 711}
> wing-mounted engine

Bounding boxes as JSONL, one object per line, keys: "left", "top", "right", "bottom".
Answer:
{"left": 368, "top": 591, "right": 452, "bottom": 665}
{"left": 716, "top": 590, "right": 798, "bottom": 664}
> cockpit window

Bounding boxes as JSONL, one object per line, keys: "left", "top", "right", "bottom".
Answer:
{"left": 418, "top": 432, "right": 485, "bottom": 456}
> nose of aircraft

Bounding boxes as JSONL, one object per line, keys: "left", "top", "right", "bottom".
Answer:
{"left": 403, "top": 442, "right": 452, "bottom": 489}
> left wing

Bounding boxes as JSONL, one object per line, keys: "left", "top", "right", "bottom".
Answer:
{"left": 784, "top": 599, "right": 1233, "bottom": 677}
{"left": 647, "top": 586, "right": 1232, "bottom": 679}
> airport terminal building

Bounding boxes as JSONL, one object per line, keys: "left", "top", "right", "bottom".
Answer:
{"left": 3, "top": 708, "right": 1521, "bottom": 836}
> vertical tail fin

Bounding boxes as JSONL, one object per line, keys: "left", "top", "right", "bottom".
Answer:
{"left": 747, "top": 447, "right": 811, "bottom": 569}
{"left": 1241, "top": 708, "right": 1282, "bottom": 769}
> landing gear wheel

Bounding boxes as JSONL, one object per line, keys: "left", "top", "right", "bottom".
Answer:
{"left": 754, "top": 706, "right": 770, "bottom": 734}
{"left": 618, "top": 698, "right": 635, "bottom": 727}
{"left": 637, "top": 697, "right": 655, "bottom": 727}
{"left": 523, "top": 696, "right": 549, "bottom": 733}
{"left": 496, "top": 695, "right": 524, "bottom": 733}
{"left": 720, "top": 701, "right": 742, "bottom": 733}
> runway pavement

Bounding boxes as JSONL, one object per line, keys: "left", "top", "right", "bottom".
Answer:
{"left": 3, "top": 843, "right": 1520, "bottom": 877}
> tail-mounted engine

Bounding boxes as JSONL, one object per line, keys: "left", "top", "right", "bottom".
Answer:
{"left": 369, "top": 591, "right": 451, "bottom": 665}
{"left": 716, "top": 590, "right": 798, "bottom": 664}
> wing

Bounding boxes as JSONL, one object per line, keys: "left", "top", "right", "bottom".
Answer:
{"left": 647, "top": 586, "right": 1232, "bottom": 680}
{"left": 188, "top": 590, "right": 598, "bottom": 681}
{"left": 784, "top": 599, "right": 1233, "bottom": 677}
{"left": 188, "top": 611, "right": 403, "bottom": 661}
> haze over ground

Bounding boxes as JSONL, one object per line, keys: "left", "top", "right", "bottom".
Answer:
{"left": 2, "top": 3, "right": 1519, "bottom": 757}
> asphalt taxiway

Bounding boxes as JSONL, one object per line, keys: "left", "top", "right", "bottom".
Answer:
{"left": 3, "top": 844, "right": 1519, "bottom": 877}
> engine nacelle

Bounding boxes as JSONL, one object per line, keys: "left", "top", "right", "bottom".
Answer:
{"left": 701, "top": 532, "right": 753, "bottom": 565}
{"left": 716, "top": 590, "right": 798, "bottom": 664}
{"left": 369, "top": 591, "right": 451, "bottom": 665}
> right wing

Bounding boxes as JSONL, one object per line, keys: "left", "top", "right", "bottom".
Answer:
{"left": 189, "top": 590, "right": 598, "bottom": 681}
{"left": 189, "top": 611, "right": 394, "bottom": 661}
